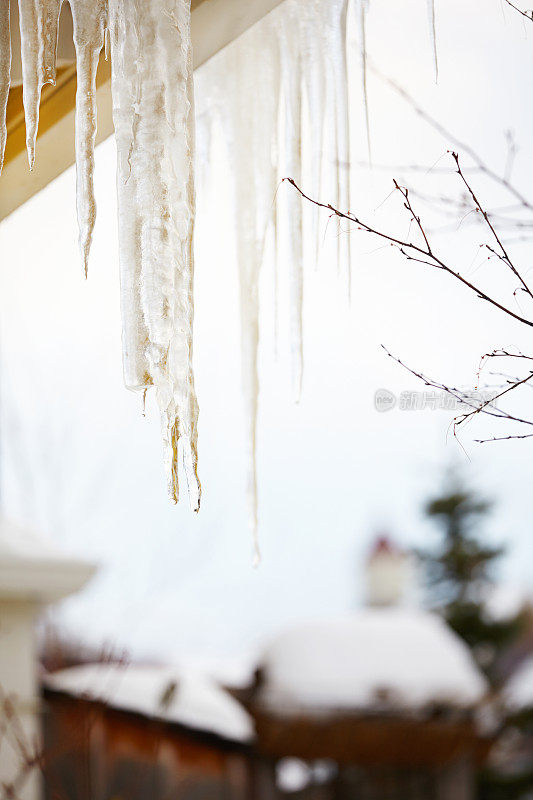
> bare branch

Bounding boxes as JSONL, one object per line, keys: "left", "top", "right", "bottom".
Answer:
{"left": 475, "top": 433, "right": 533, "bottom": 442}
{"left": 504, "top": 0, "right": 533, "bottom": 21}
{"left": 284, "top": 172, "right": 533, "bottom": 328}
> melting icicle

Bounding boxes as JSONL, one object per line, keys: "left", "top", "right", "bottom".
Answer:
{"left": 427, "top": 0, "right": 438, "bottom": 83}
{"left": 278, "top": 5, "right": 304, "bottom": 402}
{"left": 17, "top": 0, "right": 42, "bottom": 168}
{"left": 16, "top": 0, "right": 104, "bottom": 272}
{"left": 17, "top": 0, "right": 62, "bottom": 169}
{"left": 229, "top": 23, "right": 278, "bottom": 560}
{"left": 6, "top": 0, "right": 358, "bottom": 542}
{"left": 0, "top": 0, "right": 10, "bottom": 174}
{"left": 69, "top": 0, "right": 107, "bottom": 276}
{"left": 11, "top": 0, "right": 200, "bottom": 514}
{"left": 108, "top": 0, "right": 147, "bottom": 393}
{"left": 109, "top": 0, "right": 200, "bottom": 510}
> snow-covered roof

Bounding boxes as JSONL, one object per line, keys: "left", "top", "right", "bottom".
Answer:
{"left": 44, "top": 663, "right": 254, "bottom": 743}
{"left": 504, "top": 657, "right": 533, "bottom": 711}
{"left": 259, "top": 609, "right": 487, "bottom": 712}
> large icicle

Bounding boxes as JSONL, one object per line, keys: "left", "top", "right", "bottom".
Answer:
{"left": 69, "top": 0, "right": 107, "bottom": 276}
{"left": 109, "top": 0, "right": 200, "bottom": 510}
{"left": 0, "top": 0, "right": 10, "bottom": 174}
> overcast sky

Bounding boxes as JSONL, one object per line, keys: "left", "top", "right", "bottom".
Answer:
{"left": 0, "top": 0, "right": 532, "bottom": 668}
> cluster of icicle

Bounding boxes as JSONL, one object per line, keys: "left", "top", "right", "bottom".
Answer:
{"left": 0, "top": 0, "right": 439, "bottom": 555}
{"left": 1, "top": 0, "right": 439, "bottom": 558}
{"left": 0, "top": 0, "right": 366, "bottom": 556}
{"left": 0, "top": 0, "right": 200, "bottom": 511}
{"left": 196, "top": 0, "right": 361, "bottom": 559}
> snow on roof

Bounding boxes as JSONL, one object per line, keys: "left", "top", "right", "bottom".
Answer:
{"left": 504, "top": 657, "right": 533, "bottom": 711}
{"left": 44, "top": 663, "right": 254, "bottom": 743}
{"left": 260, "top": 609, "right": 487, "bottom": 712}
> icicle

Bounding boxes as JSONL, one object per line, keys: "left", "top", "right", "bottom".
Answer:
{"left": 0, "top": 0, "right": 11, "bottom": 175}
{"left": 69, "top": 0, "right": 106, "bottom": 276}
{"left": 18, "top": 0, "right": 42, "bottom": 168}
{"left": 239, "top": 286, "right": 260, "bottom": 564}
{"left": 301, "top": 0, "right": 326, "bottom": 266}
{"left": 231, "top": 26, "right": 279, "bottom": 559}
{"left": 108, "top": 2, "right": 147, "bottom": 393}
{"left": 278, "top": 5, "right": 304, "bottom": 401}
{"left": 327, "top": 0, "right": 352, "bottom": 291}
{"left": 359, "top": 0, "right": 371, "bottom": 162}
{"left": 196, "top": 14, "right": 280, "bottom": 556}
{"left": 17, "top": 0, "right": 62, "bottom": 169}
{"left": 109, "top": 0, "right": 200, "bottom": 510}
{"left": 427, "top": 0, "right": 438, "bottom": 83}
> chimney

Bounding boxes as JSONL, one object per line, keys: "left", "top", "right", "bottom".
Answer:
{"left": 365, "top": 535, "right": 408, "bottom": 607}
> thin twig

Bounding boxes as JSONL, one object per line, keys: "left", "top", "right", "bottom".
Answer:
{"left": 504, "top": 0, "right": 533, "bottom": 21}
{"left": 368, "top": 60, "right": 533, "bottom": 212}
{"left": 451, "top": 151, "right": 533, "bottom": 300}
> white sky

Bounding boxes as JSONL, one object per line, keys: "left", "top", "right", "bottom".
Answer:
{"left": 0, "top": 0, "right": 532, "bottom": 665}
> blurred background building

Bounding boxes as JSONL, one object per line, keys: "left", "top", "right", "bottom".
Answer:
{"left": 36, "top": 535, "right": 497, "bottom": 800}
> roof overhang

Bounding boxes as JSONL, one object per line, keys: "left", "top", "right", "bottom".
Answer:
{"left": 0, "top": 0, "right": 285, "bottom": 222}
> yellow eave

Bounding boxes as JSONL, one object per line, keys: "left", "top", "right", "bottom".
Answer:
{"left": 0, "top": 0, "right": 285, "bottom": 222}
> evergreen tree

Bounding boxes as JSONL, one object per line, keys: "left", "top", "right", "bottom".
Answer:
{"left": 420, "top": 475, "right": 532, "bottom": 800}
{"left": 419, "top": 476, "right": 524, "bottom": 685}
